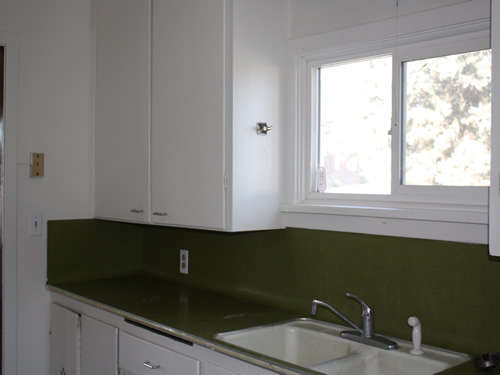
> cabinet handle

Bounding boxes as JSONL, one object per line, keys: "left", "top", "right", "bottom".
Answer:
{"left": 152, "top": 212, "right": 168, "bottom": 216}
{"left": 256, "top": 122, "right": 273, "bottom": 135}
{"left": 143, "top": 361, "right": 160, "bottom": 369}
{"left": 130, "top": 209, "right": 144, "bottom": 213}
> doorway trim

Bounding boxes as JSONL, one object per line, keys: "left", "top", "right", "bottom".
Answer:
{"left": 1, "top": 30, "right": 19, "bottom": 375}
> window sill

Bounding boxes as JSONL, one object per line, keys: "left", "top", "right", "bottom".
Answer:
{"left": 280, "top": 203, "right": 488, "bottom": 244}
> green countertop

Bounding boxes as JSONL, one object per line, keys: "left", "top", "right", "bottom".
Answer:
{"left": 49, "top": 274, "right": 299, "bottom": 340}
{"left": 49, "top": 274, "right": 487, "bottom": 375}
{"left": 48, "top": 274, "right": 315, "bottom": 374}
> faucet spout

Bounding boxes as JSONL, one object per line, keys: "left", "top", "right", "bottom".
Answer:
{"left": 311, "top": 299, "right": 363, "bottom": 333}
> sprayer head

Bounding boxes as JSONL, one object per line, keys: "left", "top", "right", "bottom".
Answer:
{"left": 408, "top": 316, "right": 421, "bottom": 328}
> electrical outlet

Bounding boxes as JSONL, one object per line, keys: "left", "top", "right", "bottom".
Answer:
{"left": 180, "top": 249, "right": 188, "bottom": 274}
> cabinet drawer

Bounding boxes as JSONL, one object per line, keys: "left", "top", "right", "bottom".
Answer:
{"left": 119, "top": 332, "right": 200, "bottom": 375}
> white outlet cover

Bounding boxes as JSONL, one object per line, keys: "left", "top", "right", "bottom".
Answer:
{"left": 180, "top": 249, "right": 188, "bottom": 274}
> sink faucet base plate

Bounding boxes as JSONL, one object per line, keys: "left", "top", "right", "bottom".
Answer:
{"left": 341, "top": 330, "right": 399, "bottom": 350}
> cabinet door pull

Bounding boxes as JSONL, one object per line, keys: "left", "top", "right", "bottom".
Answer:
{"left": 130, "top": 209, "right": 144, "bottom": 213}
{"left": 143, "top": 361, "right": 160, "bottom": 369}
{"left": 256, "top": 122, "right": 273, "bottom": 135}
{"left": 152, "top": 212, "right": 168, "bottom": 216}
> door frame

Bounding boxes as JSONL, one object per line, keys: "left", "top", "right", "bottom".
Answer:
{"left": 1, "top": 30, "right": 19, "bottom": 375}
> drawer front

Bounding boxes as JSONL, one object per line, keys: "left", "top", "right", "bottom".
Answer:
{"left": 119, "top": 332, "right": 200, "bottom": 375}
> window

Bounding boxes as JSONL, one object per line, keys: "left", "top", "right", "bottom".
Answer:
{"left": 317, "top": 56, "right": 392, "bottom": 195}
{"left": 284, "top": 3, "right": 491, "bottom": 243}
{"left": 315, "top": 50, "right": 491, "bottom": 194}
{"left": 402, "top": 51, "right": 491, "bottom": 187}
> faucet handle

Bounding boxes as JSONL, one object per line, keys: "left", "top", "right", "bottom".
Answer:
{"left": 346, "top": 293, "right": 372, "bottom": 318}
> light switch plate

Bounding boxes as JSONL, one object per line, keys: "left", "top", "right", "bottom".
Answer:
{"left": 29, "top": 212, "right": 42, "bottom": 236}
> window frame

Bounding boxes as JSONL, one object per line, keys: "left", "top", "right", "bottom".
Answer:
{"left": 283, "top": 15, "right": 491, "bottom": 244}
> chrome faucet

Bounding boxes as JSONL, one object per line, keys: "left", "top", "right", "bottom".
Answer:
{"left": 311, "top": 293, "right": 398, "bottom": 350}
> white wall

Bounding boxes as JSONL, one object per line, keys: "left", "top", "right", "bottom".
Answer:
{"left": 0, "top": 0, "right": 95, "bottom": 374}
{"left": 289, "top": 0, "right": 472, "bottom": 39}
{"left": 0, "top": 0, "right": 490, "bottom": 373}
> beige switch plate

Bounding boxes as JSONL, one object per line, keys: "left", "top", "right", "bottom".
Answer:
{"left": 30, "top": 153, "right": 44, "bottom": 177}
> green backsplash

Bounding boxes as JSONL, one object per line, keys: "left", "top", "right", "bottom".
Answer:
{"left": 48, "top": 219, "right": 500, "bottom": 356}
{"left": 47, "top": 219, "right": 143, "bottom": 283}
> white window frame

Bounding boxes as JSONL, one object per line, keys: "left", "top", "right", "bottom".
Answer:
{"left": 283, "top": 4, "right": 491, "bottom": 244}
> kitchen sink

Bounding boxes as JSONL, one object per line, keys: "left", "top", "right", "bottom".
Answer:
{"left": 216, "top": 318, "right": 357, "bottom": 367}
{"left": 214, "top": 319, "right": 471, "bottom": 374}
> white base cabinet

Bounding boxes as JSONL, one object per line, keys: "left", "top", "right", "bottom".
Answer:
{"left": 50, "top": 295, "right": 279, "bottom": 375}
{"left": 81, "top": 315, "right": 118, "bottom": 375}
{"left": 50, "top": 304, "right": 118, "bottom": 375}
{"left": 50, "top": 304, "right": 80, "bottom": 375}
{"left": 94, "top": 0, "right": 287, "bottom": 232}
{"left": 119, "top": 332, "right": 200, "bottom": 375}
{"left": 202, "top": 363, "right": 238, "bottom": 375}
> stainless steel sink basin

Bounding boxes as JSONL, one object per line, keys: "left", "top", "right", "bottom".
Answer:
{"left": 215, "top": 319, "right": 471, "bottom": 375}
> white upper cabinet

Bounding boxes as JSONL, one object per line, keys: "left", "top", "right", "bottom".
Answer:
{"left": 95, "top": 0, "right": 287, "bottom": 231}
{"left": 226, "top": 0, "right": 287, "bottom": 231}
{"left": 95, "top": 0, "right": 151, "bottom": 223}
{"left": 150, "top": 0, "right": 226, "bottom": 229}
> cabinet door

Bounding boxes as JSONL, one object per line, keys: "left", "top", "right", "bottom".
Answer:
{"left": 95, "top": 0, "right": 151, "bottom": 223}
{"left": 228, "top": 0, "right": 286, "bottom": 231}
{"left": 151, "top": 0, "right": 226, "bottom": 229}
{"left": 50, "top": 304, "right": 80, "bottom": 375}
{"left": 81, "top": 315, "right": 118, "bottom": 375}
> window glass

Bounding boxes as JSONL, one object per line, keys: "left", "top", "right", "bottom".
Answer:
{"left": 318, "top": 56, "right": 392, "bottom": 194}
{"left": 403, "top": 50, "right": 491, "bottom": 186}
